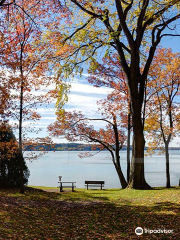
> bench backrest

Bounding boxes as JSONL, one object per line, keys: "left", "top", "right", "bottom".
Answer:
{"left": 85, "top": 181, "right": 105, "bottom": 184}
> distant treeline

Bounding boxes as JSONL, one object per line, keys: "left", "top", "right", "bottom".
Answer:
{"left": 24, "top": 143, "right": 180, "bottom": 151}
{"left": 25, "top": 143, "right": 131, "bottom": 151}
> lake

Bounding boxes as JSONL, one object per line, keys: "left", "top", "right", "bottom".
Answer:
{"left": 25, "top": 150, "right": 180, "bottom": 188}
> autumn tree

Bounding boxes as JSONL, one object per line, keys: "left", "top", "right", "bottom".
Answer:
{"left": 48, "top": 90, "right": 128, "bottom": 188}
{"left": 0, "top": 1, "right": 55, "bottom": 193}
{"left": 145, "top": 48, "right": 180, "bottom": 188}
{"left": 49, "top": 0, "right": 180, "bottom": 189}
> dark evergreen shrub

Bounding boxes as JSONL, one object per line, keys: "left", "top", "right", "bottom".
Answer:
{"left": 0, "top": 123, "right": 30, "bottom": 188}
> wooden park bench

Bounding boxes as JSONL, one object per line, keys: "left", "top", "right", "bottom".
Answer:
{"left": 85, "top": 181, "right": 105, "bottom": 190}
{"left": 58, "top": 182, "right": 76, "bottom": 192}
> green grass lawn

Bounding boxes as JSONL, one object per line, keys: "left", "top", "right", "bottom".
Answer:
{"left": 0, "top": 186, "right": 179, "bottom": 239}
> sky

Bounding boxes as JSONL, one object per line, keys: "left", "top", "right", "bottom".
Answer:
{"left": 7, "top": 21, "right": 180, "bottom": 148}
{"left": 34, "top": 75, "right": 113, "bottom": 143}
{"left": 29, "top": 33, "right": 180, "bottom": 147}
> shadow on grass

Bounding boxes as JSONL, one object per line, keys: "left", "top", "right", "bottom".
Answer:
{"left": 152, "top": 186, "right": 180, "bottom": 190}
{"left": 153, "top": 201, "right": 180, "bottom": 213}
{"left": 0, "top": 187, "right": 179, "bottom": 239}
{"left": 0, "top": 186, "right": 110, "bottom": 203}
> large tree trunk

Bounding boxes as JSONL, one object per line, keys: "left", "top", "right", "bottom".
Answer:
{"left": 165, "top": 142, "right": 171, "bottom": 188}
{"left": 128, "top": 131, "right": 150, "bottom": 189}
{"left": 127, "top": 89, "right": 151, "bottom": 189}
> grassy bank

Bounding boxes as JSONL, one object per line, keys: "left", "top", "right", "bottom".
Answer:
{"left": 0, "top": 186, "right": 179, "bottom": 239}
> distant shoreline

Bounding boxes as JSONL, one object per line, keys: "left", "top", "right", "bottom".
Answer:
{"left": 24, "top": 143, "right": 180, "bottom": 151}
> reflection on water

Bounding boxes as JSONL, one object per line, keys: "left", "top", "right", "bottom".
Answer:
{"left": 25, "top": 150, "right": 180, "bottom": 188}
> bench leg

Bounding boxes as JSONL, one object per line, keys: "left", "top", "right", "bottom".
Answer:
{"left": 72, "top": 183, "right": 75, "bottom": 192}
{"left": 60, "top": 183, "right": 63, "bottom": 192}
{"left": 87, "top": 184, "right": 88, "bottom": 190}
{"left": 101, "top": 184, "right": 102, "bottom": 190}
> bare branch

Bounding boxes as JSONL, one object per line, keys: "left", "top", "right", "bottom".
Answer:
{"left": 159, "top": 33, "right": 180, "bottom": 39}
{"left": 85, "top": 117, "right": 114, "bottom": 126}
{"left": 63, "top": 17, "right": 94, "bottom": 43}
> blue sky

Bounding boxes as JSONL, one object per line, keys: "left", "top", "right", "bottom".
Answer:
{"left": 9, "top": 34, "right": 180, "bottom": 147}
{"left": 34, "top": 33, "right": 180, "bottom": 147}
{"left": 34, "top": 75, "right": 113, "bottom": 143}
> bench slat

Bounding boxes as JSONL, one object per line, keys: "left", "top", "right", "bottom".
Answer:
{"left": 85, "top": 184, "right": 104, "bottom": 187}
{"left": 59, "top": 186, "right": 76, "bottom": 188}
{"left": 85, "top": 181, "right": 105, "bottom": 184}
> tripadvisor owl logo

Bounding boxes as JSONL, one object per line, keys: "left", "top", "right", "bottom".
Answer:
{"left": 135, "top": 227, "right": 143, "bottom": 235}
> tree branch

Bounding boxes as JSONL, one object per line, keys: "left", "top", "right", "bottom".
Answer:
{"left": 124, "top": 0, "right": 133, "bottom": 20}
{"left": 63, "top": 17, "right": 94, "bottom": 43}
{"left": 0, "top": 0, "right": 14, "bottom": 6}
{"left": 143, "top": 0, "right": 180, "bottom": 30}
{"left": 115, "top": 0, "right": 134, "bottom": 48}
{"left": 86, "top": 117, "right": 114, "bottom": 126}
{"left": 70, "top": 0, "right": 102, "bottom": 18}
{"left": 143, "top": 13, "right": 180, "bottom": 80}
{"left": 159, "top": 33, "right": 180, "bottom": 39}
{"left": 136, "top": 0, "right": 149, "bottom": 47}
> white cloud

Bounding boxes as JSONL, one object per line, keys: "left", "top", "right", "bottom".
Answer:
{"left": 65, "top": 94, "right": 101, "bottom": 118}
{"left": 63, "top": 82, "right": 112, "bottom": 117}
{"left": 41, "top": 117, "right": 57, "bottom": 120}
{"left": 70, "top": 82, "right": 112, "bottom": 95}
{"left": 37, "top": 108, "right": 56, "bottom": 113}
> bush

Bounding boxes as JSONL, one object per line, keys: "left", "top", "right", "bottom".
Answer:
{"left": 0, "top": 122, "right": 30, "bottom": 188}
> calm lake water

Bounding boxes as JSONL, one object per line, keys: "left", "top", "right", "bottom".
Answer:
{"left": 25, "top": 150, "right": 180, "bottom": 188}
